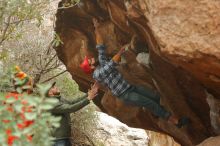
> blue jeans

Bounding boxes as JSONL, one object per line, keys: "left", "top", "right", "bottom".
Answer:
{"left": 53, "top": 138, "right": 71, "bottom": 146}
{"left": 119, "top": 86, "right": 170, "bottom": 119}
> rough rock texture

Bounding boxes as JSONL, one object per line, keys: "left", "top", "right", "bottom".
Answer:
{"left": 197, "top": 136, "right": 220, "bottom": 146}
{"left": 147, "top": 131, "right": 180, "bottom": 146}
{"left": 55, "top": 0, "right": 220, "bottom": 145}
{"left": 96, "top": 112, "right": 149, "bottom": 146}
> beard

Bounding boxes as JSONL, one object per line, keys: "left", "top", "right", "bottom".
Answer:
{"left": 93, "top": 61, "right": 99, "bottom": 67}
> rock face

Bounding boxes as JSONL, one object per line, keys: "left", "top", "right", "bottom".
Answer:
{"left": 197, "top": 136, "right": 220, "bottom": 146}
{"left": 55, "top": 0, "right": 220, "bottom": 145}
{"left": 96, "top": 112, "right": 149, "bottom": 146}
{"left": 96, "top": 111, "right": 180, "bottom": 146}
{"left": 147, "top": 130, "right": 180, "bottom": 146}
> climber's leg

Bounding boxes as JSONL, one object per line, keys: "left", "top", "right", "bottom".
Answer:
{"left": 119, "top": 88, "right": 170, "bottom": 119}
{"left": 133, "top": 86, "right": 160, "bottom": 103}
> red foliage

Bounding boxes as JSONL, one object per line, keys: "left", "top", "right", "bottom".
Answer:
{"left": 7, "top": 135, "right": 19, "bottom": 146}
{"left": 5, "top": 129, "right": 19, "bottom": 146}
{"left": 3, "top": 93, "right": 35, "bottom": 145}
{"left": 5, "top": 129, "right": 12, "bottom": 135}
{"left": 24, "top": 120, "right": 34, "bottom": 127}
{"left": 2, "top": 119, "right": 11, "bottom": 123}
{"left": 26, "top": 135, "right": 33, "bottom": 142}
{"left": 5, "top": 93, "right": 20, "bottom": 100}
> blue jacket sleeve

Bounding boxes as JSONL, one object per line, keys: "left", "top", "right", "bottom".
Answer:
{"left": 98, "top": 60, "right": 117, "bottom": 77}
{"left": 96, "top": 44, "right": 109, "bottom": 66}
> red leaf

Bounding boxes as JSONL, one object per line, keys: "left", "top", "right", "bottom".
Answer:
{"left": 2, "top": 119, "right": 10, "bottom": 123}
{"left": 5, "top": 129, "right": 12, "bottom": 135}
{"left": 7, "top": 107, "right": 13, "bottom": 112}
{"left": 26, "top": 135, "right": 33, "bottom": 141}
{"left": 21, "top": 99, "right": 27, "bottom": 105}
{"left": 17, "top": 123, "right": 24, "bottom": 129}
{"left": 24, "top": 120, "right": 34, "bottom": 127}
{"left": 8, "top": 135, "right": 19, "bottom": 146}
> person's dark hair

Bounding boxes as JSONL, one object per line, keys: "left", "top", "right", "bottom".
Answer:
{"left": 51, "top": 82, "right": 56, "bottom": 88}
{"left": 93, "top": 60, "right": 99, "bottom": 67}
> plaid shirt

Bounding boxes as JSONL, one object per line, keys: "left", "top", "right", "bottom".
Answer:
{"left": 93, "top": 44, "right": 131, "bottom": 96}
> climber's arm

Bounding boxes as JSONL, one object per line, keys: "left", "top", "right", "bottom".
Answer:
{"left": 51, "top": 83, "right": 98, "bottom": 114}
{"left": 81, "top": 39, "right": 94, "bottom": 59}
{"left": 95, "top": 25, "right": 103, "bottom": 45}
{"left": 51, "top": 98, "right": 90, "bottom": 114}
{"left": 112, "top": 47, "right": 125, "bottom": 63}
{"left": 93, "top": 18, "right": 109, "bottom": 65}
{"left": 67, "top": 94, "right": 88, "bottom": 104}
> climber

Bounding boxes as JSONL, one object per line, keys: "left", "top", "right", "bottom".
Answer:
{"left": 80, "top": 18, "right": 189, "bottom": 128}
{"left": 47, "top": 81, "right": 99, "bottom": 146}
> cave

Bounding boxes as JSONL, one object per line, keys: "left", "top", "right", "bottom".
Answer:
{"left": 54, "top": 0, "right": 220, "bottom": 145}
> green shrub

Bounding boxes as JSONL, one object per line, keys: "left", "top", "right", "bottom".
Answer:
{"left": 0, "top": 69, "right": 60, "bottom": 146}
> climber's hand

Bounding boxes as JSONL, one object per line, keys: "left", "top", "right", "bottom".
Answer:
{"left": 93, "top": 18, "right": 100, "bottom": 28}
{"left": 119, "top": 44, "right": 130, "bottom": 55}
{"left": 81, "top": 39, "right": 86, "bottom": 49}
{"left": 119, "top": 47, "right": 126, "bottom": 55}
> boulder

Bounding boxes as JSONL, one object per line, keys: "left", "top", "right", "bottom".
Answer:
{"left": 55, "top": 0, "right": 220, "bottom": 145}
{"left": 96, "top": 111, "right": 149, "bottom": 146}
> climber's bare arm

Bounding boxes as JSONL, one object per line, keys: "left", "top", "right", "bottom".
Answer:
{"left": 112, "top": 47, "right": 126, "bottom": 63}
{"left": 93, "top": 18, "right": 103, "bottom": 45}
{"left": 81, "top": 39, "right": 91, "bottom": 56}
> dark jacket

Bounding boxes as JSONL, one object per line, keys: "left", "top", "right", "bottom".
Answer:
{"left": 51, "top": 94, "right": 90, "bottom": 139}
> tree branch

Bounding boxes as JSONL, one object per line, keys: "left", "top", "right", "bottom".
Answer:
{"left": 43, "top": 54, "right": 57, "bottom": 69}
{"left": 0, "top": 15, "right": 12, "bottom": 45}
{"left": 41, "top": 70, "right": 67, "bottom": 83}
